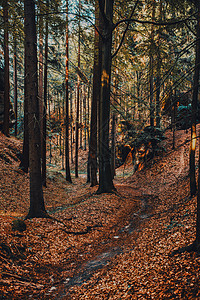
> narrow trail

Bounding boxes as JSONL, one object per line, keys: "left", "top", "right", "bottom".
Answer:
{"left": 52, "top": 184, "right": 151, "bottom": 299}
{"left": 47, "top": 129, "right": 191, "bottom": 299}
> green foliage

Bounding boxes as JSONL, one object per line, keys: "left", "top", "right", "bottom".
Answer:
{"left": 118, "top": 120, "right": 165, "bottom": 155}
{"left": 135, "top": 126, "right": 165, "bottom": 149}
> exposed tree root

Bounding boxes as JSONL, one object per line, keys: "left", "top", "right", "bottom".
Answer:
{"left": 170, "top": 241, "right": 200, "bottom": 256}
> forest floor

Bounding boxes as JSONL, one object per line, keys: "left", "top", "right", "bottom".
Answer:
{"left": 0, "top": 128, "right": 200, "bottom": 299}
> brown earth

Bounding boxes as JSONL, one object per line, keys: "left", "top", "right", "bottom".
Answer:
{"left": 0, "top": 128, "right": 200, "bottom": 299}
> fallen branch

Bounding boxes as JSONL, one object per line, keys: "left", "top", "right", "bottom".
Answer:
{"left": 47, "top": 223, "right": 103, "bottom": 236}
{"left": 169, "top": 242, "right": 196, "bottom": 257}
{"left": 61, "top": 224, "right": 103, "bottom": 235}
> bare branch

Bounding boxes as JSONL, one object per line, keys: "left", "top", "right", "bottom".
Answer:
{"left": 185, "top": 21, "right": 196, "bottom": 36}
{"left": 112, "top": 0, "right": 140, "bottom": 59}
{"left": 112, "top": 12, "right": 197, "bottom": 31}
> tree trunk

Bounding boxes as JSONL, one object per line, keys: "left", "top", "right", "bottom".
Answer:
{"left": 13, "top": 39, "right": 18, "bottom": 137}
{"left": 150, "top": 56, "right": 154, "bottom": 127}
{"left": 24, "top": 0, "right": 48, "bottom": 219}
{"left": 38, "top": 6, "right": 44, "bottom": 153}
{"left": 155, "top": 0, "right": 162, "bottom": 128}
{"left": 88, "top": 0, "right": 101, "bottom": 186}
{"left": 80, "top": 87, "right": 83, "bottom": 149}
{"left": 3, "top": 0, "right": 10, "bottom": 137}
{"left": 75, "top": 0, "right": 81, "bottom": 178}
{"left": 111, "top": 113, "right": 116, "bottom": 179}
{"left": 75, "top": 79, "right": 80, "bottom": 178}
{"left": 42, "top": 0, "right": 48, "bottom": 187}
{"left": 65, "top": 0, "right": 72, "bottom": 182}
{"left": 195, "top": 4, "right": 200, "bottom": 248}
{"left": 197, "top": 128, "right": 200, "bottom": 251}
{"left": 19, "top": 41, "right": 29, "bottom": 173}
{"left": 190, "top": 2, "right": 200, "bottom": 197}
{"left": 83, "top": 85, "right": 87, "bottom": 151}
{"left": 172, "top": 96, "right": 176, "bottom": 150}
{"left": 136, "top": 71, "right": 141, "bottom": 121}
{"left": 87, "top": 84, "right": 90, "bottom": 146}
{"left": 149, "top": 0, "right": 155, "bottom": 128}
{"left": 97, "top": 0, "right": 115, "bottom": 194}
{"left": 70, "top": 90, "right": 73, "bottom": 164}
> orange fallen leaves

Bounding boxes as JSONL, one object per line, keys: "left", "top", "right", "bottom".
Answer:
{"left": 0, "top": 128, "right": 200, "bottom": 299}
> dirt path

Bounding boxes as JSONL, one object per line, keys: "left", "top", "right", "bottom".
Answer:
{"left": 46, "top": 184, "right": 144, "bottom": 299}
{"left": 51, "top": 131, "right": 191, "bottom": 299}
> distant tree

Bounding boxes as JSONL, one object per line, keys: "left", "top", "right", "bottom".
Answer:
{"left": 38, "top": 0, "right": 44, "bottom": 137}
{"left": 110, "top": 112, "right": 116, "bottom": 179}
{"left": 75, "top": 0, "right": 81, "bottom": 178}
{"left": 41, "top": 0, "right": 49, "bottom": 187}
{"left": 65, "top": 0, "right": 72, "bottom": 182}
{"left": 24, "top": 0, "right": 48, "bottom": 219}
{"left": 13, "top": 38, "right": 18, "bottom": 136}
{"left": 19, "top": 47, "right": 29, "bottom": 173}
{"left": 88, "top": 0, "right": 101, "bottom": 186}
{"left": 38, "top": 0, "right": 44, "bottom": 174}
{"left": 192, "top": 0, "right": 200, "bottom": 251}
{"left": 189, "top": 1, "right": 200, "bottom": 197}
{"left": 149, "top": 0, "right": 155, "bottom": 128}
{"left": 3, "top": 0, "right": 10, "bottom": 136}
{"left": 155, "top": 0, "right": 162, "bottom": 128}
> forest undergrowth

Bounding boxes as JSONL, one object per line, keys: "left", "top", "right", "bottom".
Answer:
{"left": 0, "top": 127, "right": 200, "bottom": 299}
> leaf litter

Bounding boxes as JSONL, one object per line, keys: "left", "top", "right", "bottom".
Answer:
{"left": 0, "top": 128, "right": 200, "bottom": 299}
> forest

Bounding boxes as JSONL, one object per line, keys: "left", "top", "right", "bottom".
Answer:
{"left": 1, "top": 0, "right": 200, "bottom": 298}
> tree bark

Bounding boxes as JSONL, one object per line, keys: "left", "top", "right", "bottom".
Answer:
{"left": 155, "top": 0, "right": 162, "bottom": 128}
{"left": 190, "top": 2, "right": 200, "bottom": 197}
{"left": 38, "top": 5, "right": 44, "bottom": 158}
{"left": 42, "top": 0, "right": 49, "bottom": 187}
{"left": 70, "top": 90, "right": 73, "bottom": 164}
{"left": 149, "top": 56, "right": 154, "bottom": 127}
{"left": 3, "top": 0, "right": 10, "bottom": 137}
{"left": 197, "top": 129, "right": 200, "bottom": 250}
{"left": 136, "top": 71, "right": 141, "bottom": 121}
{"left": 111, "top": 113, "right": 116, "bottom": 179}
{"left": 75, "top": 0, "right": 81, "bottom": 178}
{"left": 195, "top": 2, "right": 200, "bottom": 249}
{"left": 19, "top": 41, "right": 29, "bottom": 173}
{"left": 80, "top": 87, "right": 83, "bottom": 149}
{"left": 149, "top": 0, "right": 155, "bottom": 128}
{"left": 172, "top": 92, "right": 176, "bottom": 150}
{"left": 13, "top": 39, "right": 18, "bottom": 137}
{"left": 24, "top": 0, "right": 48, "bottom": 219}
{"left": 88, "top": 0, "right": 101, "bottom": 186}
{"left": 97, "top": 0, "right": 115, "bottom": 194}
{"left": 65, "top": 0, "right": 72, "bottom": 183}
{"left": 83, "top": 85, "right": 87, "bottom": 151}
{"left": 75, "top": 80, "right": 80, "bottom": 178}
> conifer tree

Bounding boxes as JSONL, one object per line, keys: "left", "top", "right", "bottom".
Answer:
{"left": 24, "top": 0, "right": 48, "bottom": 219}
{"left": 97, "top": 0, "right": 116, "bottom": 193}
{"left": 3, "top": 0, "right": 10, "bottom": 136}
{"left": 65, "top": 0, "right": 72, "bottom": 182}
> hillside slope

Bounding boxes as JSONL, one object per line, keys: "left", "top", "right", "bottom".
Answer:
{"left": 0, "top": 129, "right": 200, "bottom": 299}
